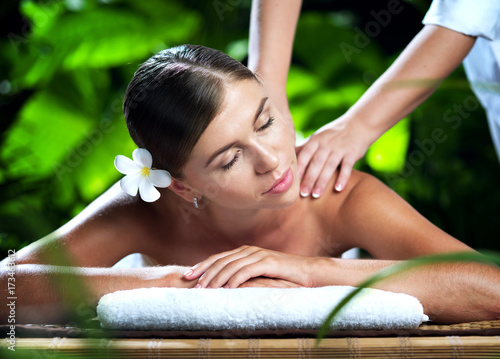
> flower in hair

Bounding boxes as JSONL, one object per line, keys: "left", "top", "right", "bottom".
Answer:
{"left": 114, "top": 148, "right": 171, "bottom": 202}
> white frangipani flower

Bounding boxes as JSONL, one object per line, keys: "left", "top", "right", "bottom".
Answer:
{"left": 114, "top": 148, "right": 171, "bottom": 203}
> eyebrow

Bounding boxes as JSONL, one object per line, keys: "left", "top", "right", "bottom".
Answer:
{"left": 204, "top": 97, "right": 269, "bottom": 168}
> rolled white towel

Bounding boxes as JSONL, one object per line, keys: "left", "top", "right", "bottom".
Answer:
{"left": 97, "top": 286, "right": 428, "bottom": 331}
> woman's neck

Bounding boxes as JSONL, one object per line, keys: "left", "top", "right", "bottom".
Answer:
{"left": 190, "top": 198, "right": 306, "bottom": 247}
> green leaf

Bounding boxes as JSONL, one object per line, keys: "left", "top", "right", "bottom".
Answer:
{"left": 20, "top": 0, "right": 65, "bottom": 36}
{"left": 12, "top": 0, "right": 201, "bottom": 88}
{"left": 1, "top": 69, "right": 109, "bottom": 178}
{"left": 68, "top": 111, "right": 136, "bottom": 202}
{"left": 290, "top": 83, "right": 365, "bottom": 132}
{"left": 366, "top": 117, "right": 410, "bottom": 172}
{"left": 2, "top": 92, "right": 93, "bottom": 178}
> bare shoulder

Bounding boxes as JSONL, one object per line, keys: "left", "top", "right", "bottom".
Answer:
{"left": 319, "top": 170, "right": 472, "bottom": 259}
{"left": 14, "top": 182, "right": 174, "bottom": 267}
{"left": 307, "top": 170, "right": 374, "bottom": 251}
{"left": 342, "top": 170, "right": 396, "bottom": 201}
{"left": 312, "top": 170, "right": 383, "bottom": 231}
{"left": 313, "top": 170, "right": 375, "bottom": 215}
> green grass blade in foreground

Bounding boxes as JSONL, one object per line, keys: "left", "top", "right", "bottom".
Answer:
{"left": 315, "top": 250, "right": 500, "bottom": 346}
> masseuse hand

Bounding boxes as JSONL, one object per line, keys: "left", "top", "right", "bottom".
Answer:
{"left": 183, "top": 245, "right": 315, "bottom": 289}
{"left": 268, "top": 83, "right": 368, "bottom": 197}
{"left": 297, "top": 115, "right": 371, "bottom": 197}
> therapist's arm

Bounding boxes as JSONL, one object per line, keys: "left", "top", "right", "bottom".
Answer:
{"left": 305, "top": 24, "right": 476, "bottom": 196}
{"left": 248, "top": 0, "right": 302, "bottom": 130}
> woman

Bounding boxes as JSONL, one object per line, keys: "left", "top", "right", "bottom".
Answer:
{"left": 1, "top": 45, "right": 499, "bottom": 325}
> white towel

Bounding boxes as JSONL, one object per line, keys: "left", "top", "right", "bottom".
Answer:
{"left": 97, "top": 286, "right": 428, "bottom": 331}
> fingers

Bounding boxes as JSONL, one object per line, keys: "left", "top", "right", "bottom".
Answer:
{"left": 334, "top": 158, "right": 354, "bottom": 192}
{"left": 202, "top": 256, "right": 273, "bottom": 289}
{"left": 295, "top": 118, "right": 371, "bottom": 198}
{"left": 184, "top": 246, "right": 309, "bottom": 289}
{"left": 183, "top": 245, "right": 252, "bottom": 281}
{"left": 202, "top": 253, "right": 308, "bottom": 289}
{"left": 296, "top": 132, "right": 358, "bottom": 197}
{"left": 300, "top": 148, "right": 330, "bottom": 198}
{"left": 188, "top": 246, "right": 273, "bottom": 289}
{"left": 309, "top": 151, "right": 343, "bottom": 198}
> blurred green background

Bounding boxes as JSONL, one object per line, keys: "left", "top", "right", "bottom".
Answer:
{"left": 0, "top": 0, "right": 498, "bottom": 255}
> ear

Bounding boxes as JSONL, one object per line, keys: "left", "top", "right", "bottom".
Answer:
{"left": 169, "top": 178, "right": 199, "bottom": 204}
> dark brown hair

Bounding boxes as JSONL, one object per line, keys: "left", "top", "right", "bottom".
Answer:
{"left": 123, "top": 44, "right": 258, "bottom": 178}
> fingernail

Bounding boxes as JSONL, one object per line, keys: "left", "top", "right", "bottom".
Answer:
{"left": 183, "top": 269, "right": 193, "bottom": 278}
{"left": 312, "top": 189, "right": 320, "bottom": 198}
{"left": 223, "top": 285, "right": 229, "bottom": 289}
{"left": 300, "top": 187, "right": 310, "bottom": 197}
{"left": 194, "top": 283, "right": 201, "bottom": 289}
{"left": 335, "top": 183, "right": 343, "bottom": 191}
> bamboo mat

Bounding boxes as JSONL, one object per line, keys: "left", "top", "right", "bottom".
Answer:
{"left": 3, "top": 336, "right": 500, "bottom": 358}
{"left": 2, "top": 320, "right": 500, "bottom": 339}
{"left": 2, "top": 321, "right": 500, "bottom": 358}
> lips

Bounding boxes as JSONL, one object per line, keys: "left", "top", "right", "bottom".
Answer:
{"left": 263, "top": 167, "right": 294, "bottom": 195}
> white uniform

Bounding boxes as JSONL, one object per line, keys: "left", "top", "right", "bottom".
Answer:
{"left": 423, "top": 0, "right": 500, "bottom": 162}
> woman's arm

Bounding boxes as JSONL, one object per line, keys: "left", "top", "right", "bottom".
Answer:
{"left": 312, "top": 257, "right": 500, "bottom": 324}
{"left": 0, "top": 183, "right": 191, "bottom": 324}
{"left": 323, "top": 171, "right": 500, "bottom": 323}
{"left": 181, "top": 242, "right": 500, "bottom": 323}
{"left": 0, "top": 264, "right": 195, "bottom": 324}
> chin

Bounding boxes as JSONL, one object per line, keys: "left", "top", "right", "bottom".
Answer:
{"left": 267, "top": 183, "right": 300, "bottom": 209}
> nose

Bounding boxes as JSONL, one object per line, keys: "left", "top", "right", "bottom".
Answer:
{"left": 251, "top": 139, "right": 279, "bottom": 174}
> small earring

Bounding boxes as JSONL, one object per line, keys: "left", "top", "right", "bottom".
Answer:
{"left": 193, "top": 197, "right": 199, "bottom": 209}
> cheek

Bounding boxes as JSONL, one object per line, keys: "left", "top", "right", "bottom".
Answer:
{"left": 202, "top": 171, "right": 257, "bottom": 202}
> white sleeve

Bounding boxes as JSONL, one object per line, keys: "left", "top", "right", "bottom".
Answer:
{"left": 422, "top": 0, "right": 500, "bottom": 40}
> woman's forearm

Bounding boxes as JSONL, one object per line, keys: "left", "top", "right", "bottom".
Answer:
{"left": 343, "top": 24, "right": 476, "bottom": 146}
{"left": 0, "top": 264, "right": 196, "bottom": 324}
{"left": 315, "top": 257, "right": 500, "bottom": 324}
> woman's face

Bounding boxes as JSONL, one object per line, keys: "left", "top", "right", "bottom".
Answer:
{"left": 182, "top": 79, "right": 299, "bottom": 209}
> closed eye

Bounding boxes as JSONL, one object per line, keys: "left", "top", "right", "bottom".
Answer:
{"left": 223, "top": 151, "right": 240, "bottom": 171}
{"left": 257, "top": 117, "right": 275, "bottom": 132}
{"left": 221, "top": 117, "right": 274, "bottom": 171}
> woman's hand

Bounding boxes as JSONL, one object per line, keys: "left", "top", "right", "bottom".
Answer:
{"left": 296, "top": 116, "right": 372, "bottom": 198}
{"left": 183, "top": 245, "right": 316, "bottom": 289}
